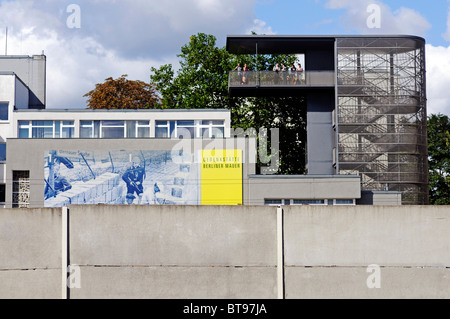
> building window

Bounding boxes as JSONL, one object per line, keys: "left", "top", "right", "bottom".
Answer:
{"left": 155, "top": 121, "right": 175, "bottom": 138}
{"left": 19, "top": 121, "right": 31, "bottom": 138}
{"left": 80, "top": 121, "right": 100, "bottom": 138}
{"left": 81, "top": 121, "right": 150, "bottom": 138}
{"left": 293, "top": 199, "right": 326, "bottom": 205}
{"left": 176, "top": 120, "right": 196, "bottom": 138}
{"left": 335, "top": 199, "right": 355, "bottom": 205}
{"left": 32, "top": 121, "right": 54, "bottom": 138}
{"left": 200, "top": 121, "right": 225, "bottom": 138}
{"left": 0, "top": 103, "right": 9, "bottom": 121}
{"left": 264, "top": 199, "right": 283, "bottom": 206}
{"left": 126, "top": 121, "right": 151, "bottom": 138}
{"left": 0, "top": 184, "right": 5, "bottom": 203}
{"left": 18, "top": 121, "right": 75, "bottom": 139}
{"left": 12, "top": 171, "right": 30, "bottom": 208}
{"left": 0, "top": 143, "right": 6, "bottom": 162}
{"left": 101, "top": 120, "right": 125, "bottom": 138}
{"left": 60, "top": 121, "right": 75, "bottom": 138}
{"left": 155, "top": 120, "right": 225, "bottom": 138}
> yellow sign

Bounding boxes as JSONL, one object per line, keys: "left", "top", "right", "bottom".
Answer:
{"left": 201, "top": 149, "right": 243, "bottom": 205}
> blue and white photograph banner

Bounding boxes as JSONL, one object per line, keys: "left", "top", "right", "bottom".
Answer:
{"left": 44, "top": 150, "right": 200, "bottom": 207}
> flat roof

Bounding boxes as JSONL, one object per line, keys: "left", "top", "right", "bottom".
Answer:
{"left": 0, "top": 55, "right": 46, "bottom": 59}
{"left": 14, "top": 108, "right": 230, "bottom": 113}
{"left": 248, "top": 174, "right": 360, "bottom": 179}
{"left": 226, "top": 35, "right": 425, "bottom": 54}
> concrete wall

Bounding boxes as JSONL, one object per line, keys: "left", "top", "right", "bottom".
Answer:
{"left": 283, "top": 205, "right": 450, "bottom": 298}
{"left": 0, "top": 208, "right": 62, "bottom": 299}
{"left": 68, "top": 205, "right": 277, "bottom": 299}
{"left": 0, "top": 205, "right": 449, "bottom": 299}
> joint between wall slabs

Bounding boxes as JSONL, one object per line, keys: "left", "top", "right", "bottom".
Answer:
{"left": 61, "top": 206, "right": 69, "bottom": 300}
{"left": 277, "top": 206, "right": 285, "bottom": 300}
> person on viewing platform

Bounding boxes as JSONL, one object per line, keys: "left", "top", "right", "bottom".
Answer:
{"left": 233, "top": 63, "right": 242, "bottom": 72}
{"left": 242, "top": 64, "right": 249, "bottom": 85}
{"left": 281, "top": 64, "right": 287, "bottom": 84}
{"left": 290, "top": 64, "right": 297, "bottom": 85}
{"left": 273, "top": 63, "right": 281, "bottom": 84}
{"left": 233, "top": 63, "right": 243, "bottom": 84}
{"left": 296, "top": 63, "right": 304, "bottom": 84}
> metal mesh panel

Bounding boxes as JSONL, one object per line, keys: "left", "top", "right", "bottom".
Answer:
{"left": 336, "top": 38, "right": 428, "bottom": 205}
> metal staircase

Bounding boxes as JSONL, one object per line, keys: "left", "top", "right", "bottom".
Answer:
{"left": 336, "top": 55, "right": 427, "bottom": 204}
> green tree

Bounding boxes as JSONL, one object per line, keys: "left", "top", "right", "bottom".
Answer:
{"left": 150, "top": 33, "right": 307, "bottom": 174}
{"left": 84, "top": 75, "right": 160, "bottom": 109}
{"left": 427, "top": 113, "right": 450, "bottom": 205}
{"left": 150, "top": 33, "right": 234, "bottom": 110}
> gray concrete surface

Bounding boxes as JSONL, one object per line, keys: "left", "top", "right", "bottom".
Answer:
{"left": 0, "top": 205, "right": 449, "bottom": 299}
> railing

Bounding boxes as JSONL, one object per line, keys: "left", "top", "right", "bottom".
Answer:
{"left": 229, "top": 70, "right": 335, "bottom": 87}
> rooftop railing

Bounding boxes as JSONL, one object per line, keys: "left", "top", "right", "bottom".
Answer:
{"left": 229, "top": 70, "right": 335, "bottom": 87}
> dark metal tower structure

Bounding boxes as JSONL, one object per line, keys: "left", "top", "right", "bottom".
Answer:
{"left": 227, "top": 35, "right": 428, "bottom": 205}
{"left": 336, "top": 37, "right": 428, "bottom": 205}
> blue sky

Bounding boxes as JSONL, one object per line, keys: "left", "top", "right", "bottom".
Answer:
{"left": 254, "top": 0, "right": 449, "bottom": 46}
{"left": 0, "top": 0, "right": 449, "bottom": 115}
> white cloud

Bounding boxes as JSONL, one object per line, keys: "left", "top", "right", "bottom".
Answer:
{"left": 0, "top": 0, "right": 261, "bottom": 109}
{"left": 323, "top": 1, "right": 450, "bottom": 116}
{"left": 425, "top": 44, "right": 450, "bottom": 116}
{"left": 246, "top": 19, "right": 276, "bottom": 35}
{"left": 0, "top": 28, "right": 176, "bottom": 109}
{"left": 325, "top": 0, "right": 431, "bottom": 36}
{"left": 443, "top": 8, "right": 450, "bottom": 41}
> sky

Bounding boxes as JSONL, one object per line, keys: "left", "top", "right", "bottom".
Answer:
{"left": 0, "top": 0, "right": 449, "bottom": 116}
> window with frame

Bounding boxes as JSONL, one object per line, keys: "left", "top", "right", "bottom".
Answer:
{"left": 155, "top": 121, "right": 175, "bottom": 138}
{"left": 200, "top": 120, "right": 225, "bottom": 138}
{"left": 176, "top": 120, "right": 196, "bottom": 138}
{"left": 0, "top": 103, "right": 9, "bottom": 121}
{"left": 126, "top": 121, "right": 151, "bottom": 138}
{"left": 81, "top": 120, "right": 150, "bottom": 138}
{"left": 264, "top": 199, "right": 283, "bottom": 206}
{"left": 0, "top": 184, "right": 5, "bottom": 203}
{"left": 101, "top": 120, "right": 126, "bottom": 138}
{"left": 293, "top": 199, "right": 326, "bottom": 205}
{"left": 12, "top": 171, "right": 30, "bottom": 208}
{"left": 80, "top": 121, "right": 100, "bottom": 138}
{"left": 0, "top": 143, "right": 6, "bottom": 162}
{"left": 18, "top": 121, "right": 75, "bottom": 139}
{"left": 155, "top": 120, "right": 225, "bottom": 139}
{"left": 335, "top": 199, "right": 355, "bottom": 205}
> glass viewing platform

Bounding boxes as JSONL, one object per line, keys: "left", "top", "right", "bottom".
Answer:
{"left": 228, "top": 70, "right": 335, "bottom": 88}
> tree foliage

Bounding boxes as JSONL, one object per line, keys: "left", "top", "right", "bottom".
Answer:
{"left": 150, "top": 33, "right": 307, "bottom": 174}
{"left": 84, "top": 75, "right": 160, "bottom": 109}
{"left": 428, "top": 113, "right": 450, "bottom": 205}
{"left": 150, "top": 33, "right": 233, "bottom": 110}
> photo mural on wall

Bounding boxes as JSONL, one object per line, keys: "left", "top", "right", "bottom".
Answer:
{"left": 44, "top": 149, "right": 242, "bottom": 207}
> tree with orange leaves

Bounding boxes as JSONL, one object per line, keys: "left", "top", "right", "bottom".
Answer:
{"left": 84, "top": 75, "right": 160, "bottom": 109}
